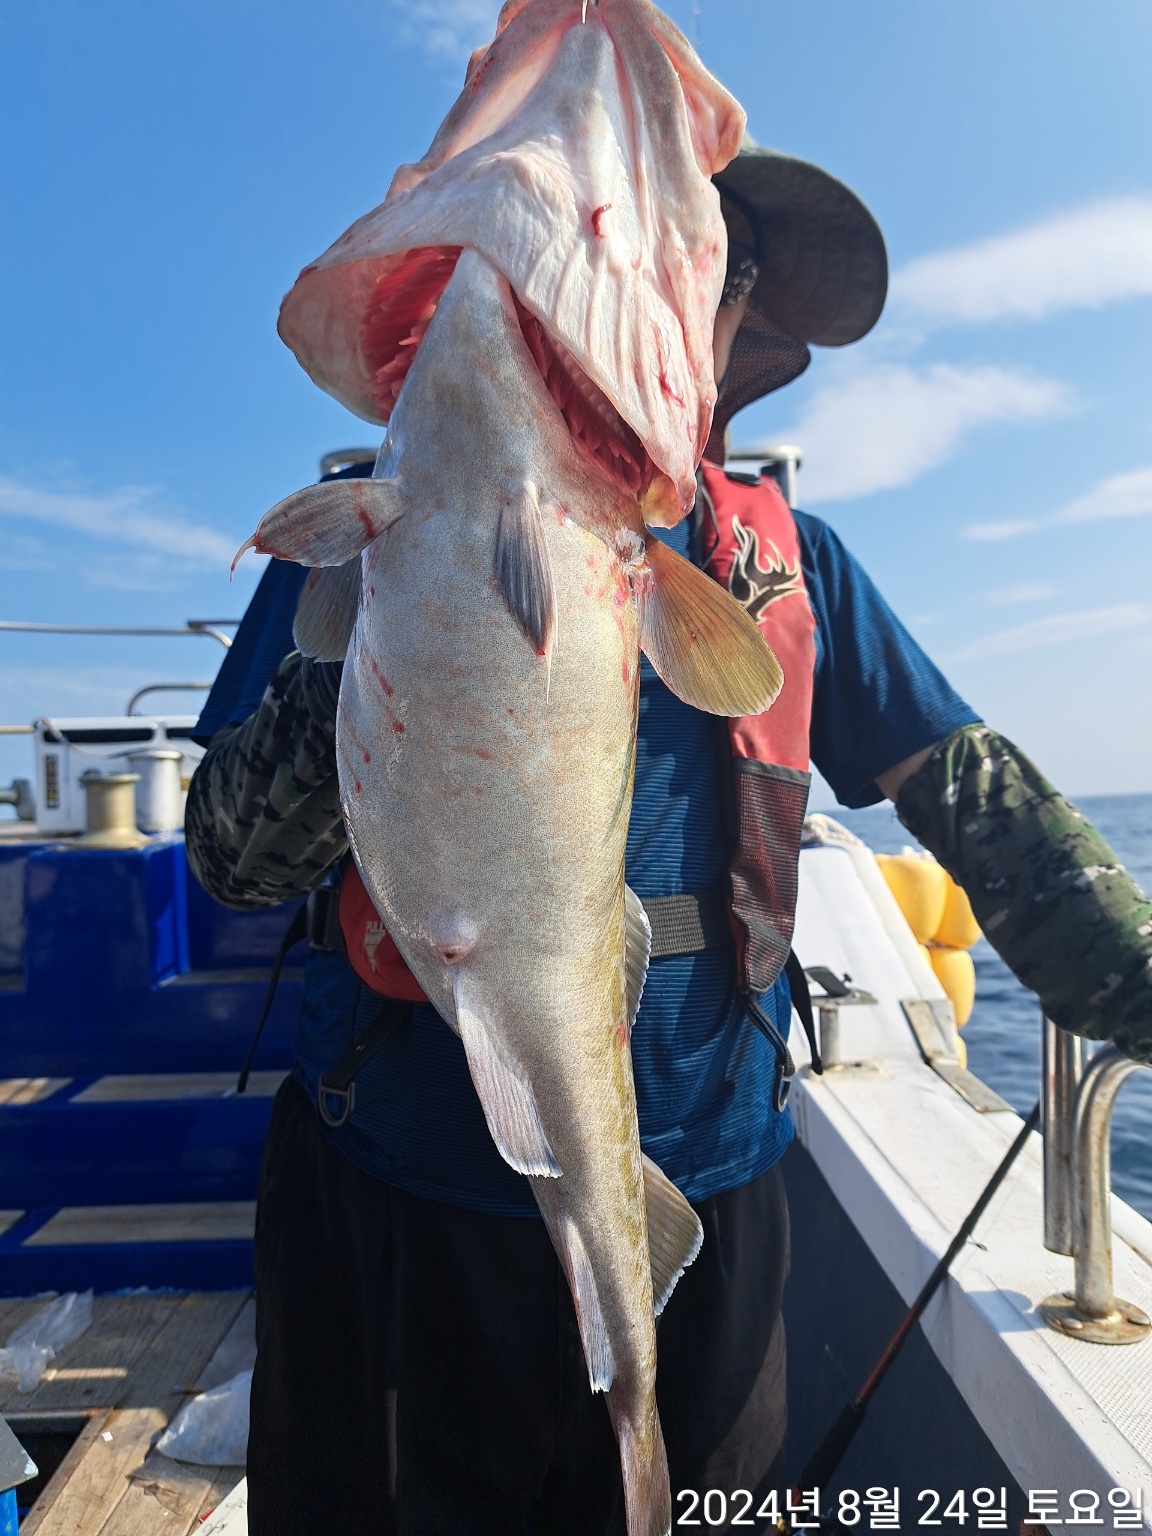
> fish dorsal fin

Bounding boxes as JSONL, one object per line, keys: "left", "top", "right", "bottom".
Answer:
{"left": 455, "top": 983, "right": 561, "bottom": 1179}
{"left": 293, "top": 558, "right": 363, "bottom": 661}
{"left": 558, "top": 1216, "right": 615, "bottom": 1394}
{"left": 624, "top": 884, "right": 651, "bottom": 1032}
{"left": 638, "top": 537, "right": 783, "bottom": 716}
{"left": 233, "top": 477, "right": 404, "bottom": 571}
{"left": 495, "top": 480, "right": 557, "bottom": 658}
{"left": 642, "top": 1154, "right": 703, "bottom": 1316}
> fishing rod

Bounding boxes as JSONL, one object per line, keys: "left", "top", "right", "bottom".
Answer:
{"left": 795, "top": 1100, "right": 1042, "bottom": 1497}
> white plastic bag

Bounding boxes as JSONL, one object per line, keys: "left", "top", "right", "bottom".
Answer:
{"left": 0, "top": 1290, "right": 94, "bottom": 1393}
{"left": 156, "top": 1368, "right": 251, "bottom": 1467}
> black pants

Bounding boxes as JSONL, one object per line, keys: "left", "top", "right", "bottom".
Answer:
{"left": 248, "top": 1079, "right": 789, "bottom": 1535}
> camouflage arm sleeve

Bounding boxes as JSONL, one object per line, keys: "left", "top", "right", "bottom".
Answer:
{"left": 895, "top": 723, "right": 1152, "bottom": 1063}
{"left": 184, "top": 651, "right": 349, "bottom": 909}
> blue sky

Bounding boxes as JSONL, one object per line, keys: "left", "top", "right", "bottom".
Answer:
{"left": 1, "top": 0, "right": 1150, "bottom": 805}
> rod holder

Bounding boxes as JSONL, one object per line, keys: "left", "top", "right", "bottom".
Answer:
{"left": 1042, "top": 1016, "right": 1084, "bottom": 1255}
{"left": 1041, "top": 1045, "right": 1151, "bottom": 1345}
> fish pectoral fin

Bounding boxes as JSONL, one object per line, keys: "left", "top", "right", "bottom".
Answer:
{"left": 638, "top": 537, "right": 783, "bottom": 717}
{"left": 293, "top": 558, "right": 363, "bottom": 661}
{"left": 642, "top": 1154, "right": 703, "bottom": 1316}
{"left": 557, "top": 1216, "right": 615, "bottom": 1394}
{"left": 233, "top": 477, "right": 404, "bottom": 571}
{"left": 624, "top": 884, "right": 651, "bottom": 1032}
{"left": 456, "top": 991, "right": 561, "bottom": 1179}
{"left": 495, "top": 480, "right": 557, "bottom": 658}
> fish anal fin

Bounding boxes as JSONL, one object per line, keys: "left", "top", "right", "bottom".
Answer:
{"left": 559, "top": 1217, "right": 615, "bottom": 1394}
{"left": 456, "top": 988, "right": 560, "bottom": 1179}
{"left": 495, "top": 480, "right": 557, "bottom": 657}
{"left": 293, "top": 558, "right": 363, "bottom": 661}
{"left": 638, "top": 538, "right": 783, "bottom": 717}
{"left": 234, "top": 477, "right": 404, "bottom": 571}
{"left": 624, "top": 884, "right": 651, "bottom": 1032}
{"left": 642, "top": 1154, "right": 703, "bottom": 1316}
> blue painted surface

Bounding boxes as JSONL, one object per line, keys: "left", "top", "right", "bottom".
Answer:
{"left": 0, "top": 1488, "right": 17, "bottom": 1536}
{"left": 0, "top": 832, "right": 300, "bottom": 1292}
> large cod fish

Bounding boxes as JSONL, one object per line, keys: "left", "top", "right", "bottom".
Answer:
{"left": 239, "top": 4, "right": 781, "bottom": 1533}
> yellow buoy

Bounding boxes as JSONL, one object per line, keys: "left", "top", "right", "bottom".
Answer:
{"left": 934, "top": 877, "right": 981, "bottom": 949}
{"left": 876, "top": 852, "right": 948, "bottom": 943}
{"left": 929, "top": 946, "right": 976, "bottom": 1028}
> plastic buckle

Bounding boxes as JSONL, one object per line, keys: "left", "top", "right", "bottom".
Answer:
{"left": 317, "top": 1079, "right": 355, "bottom": 1128}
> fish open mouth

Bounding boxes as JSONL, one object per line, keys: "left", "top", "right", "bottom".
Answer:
{"left": 360, "top": 245, "right": 656, "bottom": 500}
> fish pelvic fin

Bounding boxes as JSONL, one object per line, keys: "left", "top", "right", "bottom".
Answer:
{"left": 642, "top": 1155, "right": 703, "bottom": 1317}
{"left": 495, "top": 480, "right": 557, "bottom": 661}
{"left": 234, "top": 477, "right": 404, "bottom": 571}
{"left": 624, "top": 884, "right": 651, "bottom": 1032}
{"left": 559, "top": 1215, "right": 615, "bottom": 1394}
{"left": 293, "top": 557, "right": 363, "bottom": 661}
{"left": 455, "top": 984, "right": 561, "bottom": 1179}
{"left": 615, "top": 1405, "right": 672, "bottom": 1536}
{"left": 637, "top": 537, "right": 783, "bottom": 716}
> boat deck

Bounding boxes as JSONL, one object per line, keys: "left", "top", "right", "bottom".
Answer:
{"left": 1, "top": 1289, "right": 250, "bottom": 1534}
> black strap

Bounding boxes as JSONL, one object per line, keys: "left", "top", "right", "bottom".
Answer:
{"left": 785, "top": 950, "right": 823, "bottom": 1076}
{"left": 642, "top": 891, "right": 730, "bottom": 958}
{"left": 237, "top": 901, "right": 308, "bottom": 1094}
{"left": 317, "top": 998, "right": 412, "bottom": 1128}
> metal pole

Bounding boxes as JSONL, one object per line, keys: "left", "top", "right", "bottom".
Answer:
{"left": 1041, "top": 1015, "right": 1084, "bottom": 1254}
{"left": 1041, "top": 1044, "right": 1151, "bottom": 1344}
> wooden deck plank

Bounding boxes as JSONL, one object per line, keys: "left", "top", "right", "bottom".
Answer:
{"left": 25, "top": 1406, "right": 167, "bottom": 1536}
{"left": 0, "top": 1294, "right": 45, "bottom": 1340}
{"left": 0, "top": 1293, "right": 181, "bottom": 1414}
{"left": 19, "top": 1411, "right": 113, "bottom": 1536}
{"left": 23, "top": 1202, "right": 257, "bottom": 1247}
{"left": 70, "top": 1072, "right": 285, "bottom": 1104}
{"left": 195, "top": 1298, "right": 255, "bottom": 1391}
{"left": 26, "top": 1293, "right": 249, "bottom": 1536}
{"left": 101, "top": 1451, "right": 226, "bottom": 1536}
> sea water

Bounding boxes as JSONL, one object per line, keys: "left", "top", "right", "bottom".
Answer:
{"left": 825, "top": 792, "right": 1152, "bottom": 1224}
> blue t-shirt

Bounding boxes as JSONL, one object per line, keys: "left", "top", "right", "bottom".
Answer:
{"left": 199, "top": 476, "right": 977, "bottom": 1213}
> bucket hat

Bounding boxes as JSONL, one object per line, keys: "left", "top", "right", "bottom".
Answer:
{"left": 711, "top": 140, "right": 888, "bottom": 435}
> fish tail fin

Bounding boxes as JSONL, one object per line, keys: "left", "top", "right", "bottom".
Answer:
{"left": 638, "top": 536, "right": 782, "bottom": 716}
{"left": 614, "top": 1402, "right": 671, "bottom": 1536}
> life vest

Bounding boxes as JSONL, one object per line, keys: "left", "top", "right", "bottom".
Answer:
{"left": 340, "top": 461, "right": 815, "bottom": 1001}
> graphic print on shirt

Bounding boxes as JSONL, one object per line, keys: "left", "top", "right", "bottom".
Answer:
{"left": 727, "top": 515, "right": 805, "bottom": 622}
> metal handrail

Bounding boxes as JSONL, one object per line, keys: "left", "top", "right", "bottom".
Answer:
{"left": 1041, "top": 1040, "right": 1151, "bottom": 1344}
{"left": 126, "top": 682, "right": 214, "bottom": 717}
{"left": 0, "top": 620, "right": 235, "bottom": 648}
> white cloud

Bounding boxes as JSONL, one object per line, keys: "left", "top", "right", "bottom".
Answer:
{"left": 983, "top": 581, "right": 1060, "bottom": 606}
{"left": 948, "top": 603, "right": 1150, "bottom": 662}
{"left": 891, "top": 196, "right": 1152, "bottom": 328}
{"left": 0, "top": 475, "right": 237, "bottom": 570}
{"left": 963, "top": 465, "right": 1152, "bottom": 541}
{"left": 385, "top": 0, "right": 500, "bottom": 63}
{"left": 771, "top": 364, "right": 1074, "bottom": 504}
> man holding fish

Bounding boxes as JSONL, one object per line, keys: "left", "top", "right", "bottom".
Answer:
{"left": 187, "top": 1, "right": 1152, "bottom": 1531}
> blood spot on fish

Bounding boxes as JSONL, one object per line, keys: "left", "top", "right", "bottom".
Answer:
{"left": 506, "top": 707, "right": 515, "bottom": 716}
{"left": 622, "top": 659, "right": 630, "bottom": 684}
{"left": 369, "top": 585, "right": 376, "bottom": 598}
{"left": 356, "top": 505, "right": 377, "bottom": 540}
{"left": 473, "top": 785, "right": 484, "bottom": 795}
{"left": 369, "top": 657, "right": 395, "bottom": 698}
{"left": 658, "top": 372, "right": 685, "bottom": 408}
{"left": 614, "top": 1022, "right": 627, "bottom": 1047}
{"left": 591, "top": 203, "right": 611, "bottom": 236}
{"left": 363, "top": 751, "right": 371, "bottom": 764}
{"left": 392, "top": 720, "right": 405, "bottom": 735}
{"left": 354, "top": 779, "right": 362, "bottom": 794}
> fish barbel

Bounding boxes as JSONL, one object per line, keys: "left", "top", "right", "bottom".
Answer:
{"left": 239, "top": 5, "right": 782, "bottom": 1533}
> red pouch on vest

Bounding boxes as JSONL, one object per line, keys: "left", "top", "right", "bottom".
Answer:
{"left": 338, "top": 863, "right": 429, "bottom": 1002}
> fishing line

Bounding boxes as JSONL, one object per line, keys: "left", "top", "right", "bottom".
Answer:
{"left": 793, "top": 1100, "right": 1041, "bottom": 1502}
